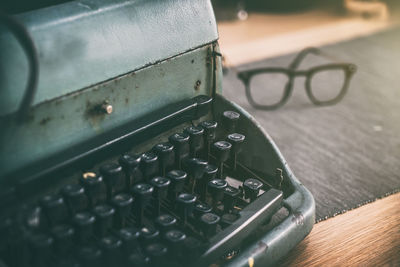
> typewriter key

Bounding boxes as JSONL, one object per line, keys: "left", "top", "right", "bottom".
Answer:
{"left": 212, "top": 141, "right": 232, "bottom": 179}
{"left": 153, "top": 142, "right": 175, "bottom": 176}
{"left": 93, "top": 204, "right": 115, "bottom": 237}
{"left": 208, "top": 179, "right": 228, "bottom": 208}
{"left": 150, "top": 177, "right": 171, "bottom": 216}
{"left": 100, "top": 235, "right": 123, "bottom": 266}
{"left": 131, "top": 183, "right": 154, "bottom": 226}
{"left": 200, "top": 164, "right": 218, "bottom": 200}
{"left": 111, "top": 193, "right": 134, "bottom": 228}
{"left": 222, "top": 110, "right": 240, "bottom": 133}
{"left": 227, "top": 133, "right": 245, "bottom": 171}
{"left": 164, "top": 229, "right": 186, "bottom": 255}
{"left": 145, "top": 243, "right": 168, "bottom": 266}
{"left": 119, "top": 153, "right": 142, "bottom": 186}
{"left": 100, "top": 163, "right": 125, "bottom": 199}
{"left": 166, "top": 170, "right": 187, "bottom": 199}
{"left": 51, "top": 224, "right": 75, "bottom": 255}
{"left": 118, "top": 227, "right": 140, "bottom": 255}
{"left": 183, "top": 157, "right": 207, "bottom": 193}
{"left": 223, "top": 186, "right": 240, "bottom": 212}
{"left": 176, "top": 193, "right": 197, "bottom": 227}
{"left": 72, "top": 212, "right": 96, "bottom": 244}
{"left": 184, "top": 126, "right": 204, "bottom": 157}
{"left": 127, "top": 252, "right": 151, "bottom": 267}
{"left": 140, "top": 152, "right": 159, "bottom": 180}
{"left": 140, "top": 227, "right": 160, "bottom": 245}
{"left": 168, "top": 133, "right": 190, "bottom": 169}
{"left": 40, "top": 194, "right": 69, "bottom": 226}
{"left": 200, "top": 213, "right": 220, "bottom": 238}
{"left": 199, "top": 120, "right": 218, "bottom": 160}
{"left": 155, "top": 214, "right": 177, "bottom": 233}
{"left": 80, "top": 171, "right": 107, "bottom": 207}
{"left": 77, "top": 246, "right": 102, "bottom": 267}
{"left": 61, "top": 184, "right": 88, "bottom": 215}
{"left": 243, "top": 178, "right": 263, "bottom": 201}
{"left": 193, "top": 202, "right": 213, "bottom": 219}
{"left": 29, "top": 233, "right": 54, "bottom": 267}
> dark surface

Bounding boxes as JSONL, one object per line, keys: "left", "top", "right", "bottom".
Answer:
{"left": 223, "top": 26, "right": 400, "bottom": 221}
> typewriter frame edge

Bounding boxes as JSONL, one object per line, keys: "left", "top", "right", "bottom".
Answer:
{"left": 213, "top": 94, "right": 315, "bottom": 266}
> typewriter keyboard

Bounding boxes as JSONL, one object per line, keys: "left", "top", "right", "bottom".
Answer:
{"left": 0, "top": 109, "right": 283, "bottom": 267}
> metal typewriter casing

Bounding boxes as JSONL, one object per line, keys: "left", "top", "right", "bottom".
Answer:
{"left": 0, "top": 0, "right": 315, "bottom": 266}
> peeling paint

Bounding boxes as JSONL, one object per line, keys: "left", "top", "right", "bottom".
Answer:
{"left": 292, "top": 211, "right": 304, "bottom": 225}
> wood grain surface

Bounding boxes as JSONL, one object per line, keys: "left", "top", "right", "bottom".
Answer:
{"left": 281, "top": 192, "right": 400, "bottom": 266}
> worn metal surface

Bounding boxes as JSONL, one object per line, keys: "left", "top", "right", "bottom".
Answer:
{"left": 0, "top": 43, "right": 219, "bottom": 179}
{"left": 214, "top": 95, "right": 315, "bottom": 266}
{"left": 0, "top": 0, "right": 218, "bottom": 116}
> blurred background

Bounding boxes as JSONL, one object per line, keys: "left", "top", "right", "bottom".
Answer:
{"left": 211, "top": 1, "right": 400, "bottom": 265}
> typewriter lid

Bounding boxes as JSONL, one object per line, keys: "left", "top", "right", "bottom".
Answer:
{"left": 0, "top": 0, "right": 218, "bottom": 116}
{"left": 0, "top": 0, "right": 221, "bottom": 180}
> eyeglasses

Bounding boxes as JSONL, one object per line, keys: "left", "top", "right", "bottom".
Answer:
{"left": 236, "top": 47, "right": 357, "bottom": 110}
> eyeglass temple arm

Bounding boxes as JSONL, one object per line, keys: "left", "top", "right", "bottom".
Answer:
{"left": 288, "top": 47, "right": 321, "bottom": 70}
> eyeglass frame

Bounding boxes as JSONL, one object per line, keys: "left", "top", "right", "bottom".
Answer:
{"left": 237, "top": 47, "right": 357, "bottom": 110}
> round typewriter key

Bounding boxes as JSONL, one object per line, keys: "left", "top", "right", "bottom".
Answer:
{"left": 118, "top": 227, "right": 140, "bottom": 254}
{"left": 243, "top": 178, "right": 263, "bottom": 201}
{"left": 153, "top": 142, "right": 175, "bottom": 176}
{"left": 227, "top": 133, "right": 245, "bottom": 153}
{"left": 140, "top": 152, "right": 159, "bottom": 180}
{"left": 100, "top": 235, "right": 123, "bottom": 265}
{"left": 150, "top": 177, "right": 171, "bottom": 216}
{"left": 131, "top": 183, "right": 154, "bottom": 226}
{"left": 30, "top": 233, "right": 54, "bottom": 266}
{"left": 212, "top": 141, "right": 232, "bottom": 179}
{"left": 140, "top": 227, "right": 160, "bottom": 245}
{"left": 145, "top": 243, "right": 168, "bottom": 265}
{"left": 176, "top": 193, "right": 196, "bottom": 226}
{"left": 199, "top": 213, "right": 220, "bottom": 238}
{"left": 169, "top": 133, "right": 190, "bottom": 168}
{"left": 227, "top": 133, "right": 245, "bottom": 170}
{"left": 199, "top": 121, "right": 218, "bottom": 142}
{"left": 100, "top": 163, "right": 125, "bottom": 198}
{"left": 78, "top": 245, "right": 102, "bottom": 266}
{"left": 164, "top": 229, "right": 186, "bottom": 255}
{"left": 193, "top": 202, "right": 212, "bottom": 219}
{"left": 155, "top": 214, "right": 177, "bottom": 233}
{"left": 223, "top": 186, "right": 240, "bottom": 212}
{"left": 166, "top": 170, "right": 187, "bottom": 198}
{"left": 119, "top": 153, "right": 143, "bottom": 186}
{"left": 222, "top": 110, "right": 240, "bottom": 133}
{"left": 80, "top": 171, "right": 107, "bottom": 207}
{"left": 51, "top": 224, "right": 74, "bottom": 254}
{"left": 72, "top": 212, "right": 96, "bottom": 243}
{"left": 40, "top": 194, "right": 69, "bottom": 226}
{"left": 61, "top": 184, "right": 88, "bottom": 215}
{"left": 199, "top": 121, "right": 218, "bottom": 160}
{"left": 127, "top": 252, "right": 151, "bottom": 267}
{"left": 93, "top": 204, "right": 115, "bottom": 237}
{"left": 208, "top": 179, "right": 228, "bottom": 206}
{"left": 184, "top": 126, "right": 205, "bottom": 157}
{"left": 111, "top": 193, "right": 133, "bottom": 228}
{"left": 199, "top": 164, "right": 218, "bottom": 199}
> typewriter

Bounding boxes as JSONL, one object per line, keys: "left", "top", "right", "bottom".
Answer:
{"left": 0, "top": 1, "right": 315, "bottom": 266}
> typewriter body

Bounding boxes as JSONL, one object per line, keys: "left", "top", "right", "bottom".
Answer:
{"left": 0, "top": 0, "right": 315, "bottom": 266}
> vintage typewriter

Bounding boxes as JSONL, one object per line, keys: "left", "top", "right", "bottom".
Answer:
{"left": 0, "top": 0, "right": 315, "bottom": 266}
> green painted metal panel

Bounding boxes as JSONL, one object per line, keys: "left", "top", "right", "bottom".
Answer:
{"left": 0, "top": 43, "right": 222, "bottom": 179}
{"left": 0, "top": 0, "right": 218, "bottom": 116}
